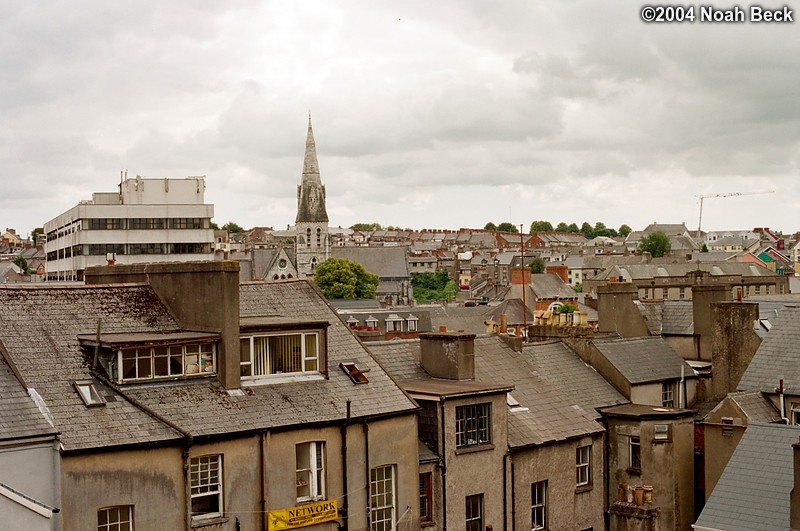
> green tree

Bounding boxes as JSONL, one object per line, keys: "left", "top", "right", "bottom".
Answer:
{"left": 221, "top": 221, "right": 244, "bottom": 233}
{"left": 314, "top": 258, "right": 379, "bottom": 299}
{"left": 529, "top": 257, "right": 546, "bottom": 274}
{"left": 412, "top": 270, "right": 454, "bottom": 302}
{"left": 573, "top": 283, "right": 583, "bottom": 293}
{"left": 639, "top": 231, "right": 672, "bottom": 257}
{"left": 555, "top": 222, "right": 570, "bottom": 232}
{"left": 530, "top": 220, "right": 553, "bottom": 232}
{"left": 210, "top": 222, "right": 220, "bottom": 230}
{"left": 701, "top": 243, "right": 709, "bottom": 253}
{"left": 567, "top": 223, "right": 580, "bottom": 233}
{"left": 31, "top": 227, "right": 44, "bottom": 240}
{"left": 580, "top": 222, "right": 594, "bottom": 239}
{"left": 350, "top": 223, "right": 383, "bottom": 231}
{"left": 484, "top": 222, "right": 497, "bottom": 231}
{"left": 496, "top": 222, "right": 519, "bottom": 233}
{"left": 618, "top": 224, "right": 632, "bottom": 237}
{"left": 12, "top": 256, "right": 30, "bottom": 274}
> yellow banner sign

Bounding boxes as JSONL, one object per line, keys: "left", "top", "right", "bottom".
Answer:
{"left": 268, "top": 499, "right": 338, "bottom": 531}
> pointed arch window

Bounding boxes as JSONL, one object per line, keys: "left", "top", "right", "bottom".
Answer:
{"left": 316, "top": 228, "right": 322, "bottom": 248}
{"left": 306, "top": 228, "right": 312, "bottom": 248}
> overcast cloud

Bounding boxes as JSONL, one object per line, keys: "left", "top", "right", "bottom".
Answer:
{"left": 1, "top": 1, "right": 797, "bottom": 238}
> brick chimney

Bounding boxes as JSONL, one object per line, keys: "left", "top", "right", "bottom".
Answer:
{"left": 692, "top": 282, "right": 731, "bottom": 362}
{"left": 546, "top": 264, "right": 568, "bottom": 283}
{"left": 85, "top": 261, "right": 241, "bottom": 390}
{"left": 420, "top": 331, "right": 475, "bottom": 380}
{"left": 597, "top": 283, "right": 650, "bottom": 337}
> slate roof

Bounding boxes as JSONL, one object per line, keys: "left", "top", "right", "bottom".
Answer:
{"left": 694, "top": 422, "right": 799, "bottom": 531}
{"left": 529, "top": 273, "right": 577, "bottom": 299}
{"left": 662, "top": 301, "right": 694, "bottom": 335}
{"left": 633, "top": 301, "right": 662, "bottom": 335}
{"left": 0, "top": 285, "right": 185, "bottom": 451}
{"left": 426, "top": 304, "right": 495, "bottom": 335}
{"left": 124, "top": 281, "right": 418, "bottom": 436}
{"left": 521, "top": 340, "right": 628, "bottom": 419}
{"left": 591, "top": 336, "right": 694, "bottom": 384}
{"left": 0, "top": 358, "right": 58, "bottom": 442}
{"left": 367, "top": 335, "right": 603, "bottom": 449}
{"left": 331, "top": 246, "right": 410, "bottom": 278}
{"left": 594, "top": 262, "right": 780, "bottom": 281}
{"left": 738, "top": 306, "right": 800, "bottom": 393}
{"left": 728, "top": 391, "right": 779, "bottom": 422}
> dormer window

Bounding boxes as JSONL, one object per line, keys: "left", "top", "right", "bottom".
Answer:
{"left": 406, "top": 315, "right": 419, "bottom": 332}
{"left": 385, "top": 315, "right": 404, "bottom": 333}
{"left": 119, "top": 343, "right": 216, "bottom": 382}
{"left": 240, "top": 331, "right": 320, "bottom": 378}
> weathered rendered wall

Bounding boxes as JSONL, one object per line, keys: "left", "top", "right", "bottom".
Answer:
{"left": 711, "top": 302, "right": 761, "bottom": 399}
{"left": 511, "top": 434, "right": 605, "bottom": 531}
{"left": 597, "top": 284, "right": 651, "bottom": 338}
{"left": 702, "top": 400, "right": 747, "bottom": 499}
{"left": 0, "top": 440, "right": 60, "bottom": 531}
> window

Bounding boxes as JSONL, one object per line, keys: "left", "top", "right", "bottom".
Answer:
{"left": 190, "top": 455, "right": 222, "bottom": 519}
{"left": 120, "top": 343, "right": 216, "bottom": 382}
{"left": 98, "top": 505, "right": 133, "bottom": 531}
{"left": 629, "top": 436, "right": 641, "bottom": 471}
{"left": 239, "top": 332, "right": 320, "bottom": 378}
{"left": 75, "top": 381, "right": 106, "bottom": 407}
{"left": 661, "top": 382, "right": 675, "bottom": 408}
{"left": 456, "top": 403, "right": 491, "bottom": 448}
{"left": 407, "top": 316, "right": 419, "bottom": 332}
{"left": 679, "top": 287, "right": 686, "bottom": 300}
{"left": 654, "top": 424, "right": 670, "bottom": 441}
{"left": 662, "top": 287, "right": 668, "bottom": 299}
{"left": 385, "top": 318, "right": 403, "bottom": 332}
{"left": 792, "top": 405, "right": 800, "bottom": 426}
{"left": 466, "top": 494, "right": 483, "bottom": 531}
{"left": 419, "top": 473, "right": 433, "bottom": 524}
{"left": 722, "top": 416, "right": 734, "bottom": 436}
{"left": 755, "top": 285, "right": 761, "bottom": 295}
{"left": 370, "top": 465, "right": 396, "bottom": 531}
{"left": 531, "top": 481, "right": 547, "bottom": 530}
{"left": 296, "top": 442, "right": 325, "bottom": 502}
{"left": 576, "top": 445, "right": 591, "bottom": 486}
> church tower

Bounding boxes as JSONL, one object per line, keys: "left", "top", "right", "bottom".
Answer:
{"left": 295, "top": 115, "right": 330, "bottom": 277}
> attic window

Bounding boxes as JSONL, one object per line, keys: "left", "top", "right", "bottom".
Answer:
{"left": 340, "top": 362, "right": 369, "bottom": 384}
{"left": 74, "top": 381, "right": 106, "bottom": 407}
{"left": 721, "top": 416, "right": 734, "bottom": 436}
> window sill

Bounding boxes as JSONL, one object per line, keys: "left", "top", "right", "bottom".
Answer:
{"left": 191, "top": 515, "right": 229, "bottom": 528}
{"left": 626, "top": 467, "right": 641, "bottom": 476}
{"left": 241, "top": 373, "right": 326, "bottom": 386}
{"left": 576, "top": 484, "right": 593, "bottom": 494}
{"left": 455, "top": 443, "right": 495, "bottom": 455}
{"left": 421, "top": 520, "right": 436, "bottom": 528}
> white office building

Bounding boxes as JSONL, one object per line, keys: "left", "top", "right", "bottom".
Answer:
{"left": 45, "top": 176, "right": 215, "bottom": 281}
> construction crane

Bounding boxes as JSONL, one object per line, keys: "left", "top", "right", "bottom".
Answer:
{"left": 695, "top": 190, "right": 775, "bottom": 241}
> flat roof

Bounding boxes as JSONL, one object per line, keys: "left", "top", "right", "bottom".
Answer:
{"left": 400, "top": 378, "right": 513, "bottom": 398}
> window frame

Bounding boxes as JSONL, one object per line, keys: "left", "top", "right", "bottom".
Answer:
{"left": 531, "top": 480, "right": 547, "bottom": 531}
{"left": 97, "top": 505, "right": 133, "bottom": 531}
{"left": 370, "top": 465, "right": 396, "bottom": 531}
{"left": 296, "top": 441, "right": 326, "bottom": 503}
{"left": 239, "top": 330, "right": 321, "bottom": 379}
{"left": 455, "top": 403, "right": 491, "bottom": 449}
{"left": 419, "top": 472, "right": 433, "bottom": 524}
{"left": 190, "top": 454, "right": 223, "bottom": 521}
{"left": 576, "top": 445, "right": 591, "bottom": 487}
{"left": 629, "top": 436, "right": 642, "bottom": 472}
{"left": 118, "top": 342, "right": 216, "bottom": 383}
{"left": 661, "top": 382, "right": 675, "bottom": 408}
{"left": 466, "top": 493, "right": 484, "bottom": 531}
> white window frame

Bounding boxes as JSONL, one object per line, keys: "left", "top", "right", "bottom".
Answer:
{"left": 466, "top": 493, "right": 484, "bottom": 531}
{"left": 576, "top": 445, "right": 591, "bottom": 486}
{"left": 296, "top": 441, "right": 325, "bottom": 502}
{"left": 118, "top": 342, "right": 216, "bottom": 383}
{"left": 385, "top": 319, "right": 403, "bottom": 332}
{"left": 407, "top": 316, "right": 419, "bottom": 331}
{"left": 531, "top": 480, "right": 547, "bottom": 530}
{"left": 654, "top": 424, "right": 670, "bottom": 441}
{"left": 370, "top": 465, "right": 396, "bottom": 531}
{"left": 456, "top": 403, "right": 491, "bottom": 448}
{"left": 97, "top": 505, "right": 133, "bottom": 531}
{"left": 239, "top": 331, "right": 321, "bottom": 379}
{"left": 661, "top": 382, "right": 675, "bottom": 408}
{"left": 190, "top": 455, "right": 223, "bottom": 521}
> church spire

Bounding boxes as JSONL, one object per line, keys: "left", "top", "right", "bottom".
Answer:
{"left": 296, "top": 114, "right": 329, "bottom": 223}
{"left": 302, "top": 113, "right": 321, "bottom": 181}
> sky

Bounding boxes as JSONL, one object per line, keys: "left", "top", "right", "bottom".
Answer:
{"left": 2, "top": 1, "right": 798, "bottom": 239}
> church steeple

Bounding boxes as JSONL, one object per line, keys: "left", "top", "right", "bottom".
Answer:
{"left": 296, "top": 114, "right": 329, "bottom": 224}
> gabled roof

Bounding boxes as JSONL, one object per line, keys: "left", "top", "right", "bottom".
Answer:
{"left": 124, "top": 281, "right": 418, "bottom": 437}
{"left": 662, "top": 300, "right": 694, "bottom": 335}
{"left": 331, "top": 246, "right": 410, "bottom": 278}
{"left": 367, "top": 335, "right": 603, "bottom": 449}
{"left": 592, "top": 336, "right": 694, "bottom": 384}
{"left": 529, "top": 273, "right": 577, "bottom": 300}
{"left": 695, "top": 422, "right": 799, "bottom": 531}
{"left": 704, "top": 390, "right": 779, "bottom": 423}
{"left": 738, "top": 306, "right": 800, "bottom": 393}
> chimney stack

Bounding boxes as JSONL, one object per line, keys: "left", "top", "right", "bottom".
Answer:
{"left": 419, "top": 331, "right": 476, "bottom": 380}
